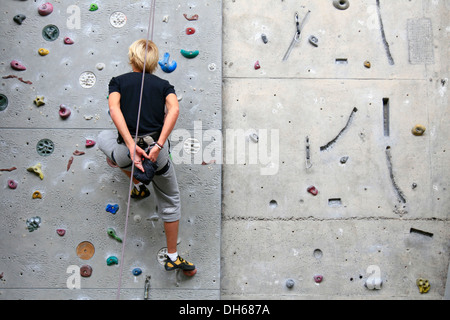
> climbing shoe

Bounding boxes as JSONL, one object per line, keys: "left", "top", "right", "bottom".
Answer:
{"left": 131, "top": 184, "right": 150, "bottom": 199}
{"left": 164, "top": 255, "right": 196, "bottom": 271}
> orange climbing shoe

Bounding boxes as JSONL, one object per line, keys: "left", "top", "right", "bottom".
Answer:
{"left": 165, "top": 255, "right": 196, "bottom": 271}
{"left": 131, "top": 184, "right": 150, "bottom": 199}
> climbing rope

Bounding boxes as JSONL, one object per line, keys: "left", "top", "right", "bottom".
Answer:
{"left": 116, "top": 0, "right": 157, "bottom": 300}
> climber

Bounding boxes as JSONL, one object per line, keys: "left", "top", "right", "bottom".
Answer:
{"left": 97, "top": 39, "right": 195, "bottom": 273}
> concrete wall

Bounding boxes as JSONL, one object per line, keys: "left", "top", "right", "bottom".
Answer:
{"left": 221, "top": 0, "right": 449, "bottom": 299}
{"left": 0, "top": 0, "right": 222, "bottom": 299}
{"left": 0, "top": 0, "right": 448, "bottom": 300}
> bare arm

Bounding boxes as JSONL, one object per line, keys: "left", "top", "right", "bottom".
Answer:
{"left": 109, "top": 92, "right": 149, "bottom": 172}
{"left": 148, "top": 93, "right": 179, "bottom": 162}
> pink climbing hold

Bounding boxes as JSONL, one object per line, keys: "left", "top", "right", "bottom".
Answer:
{"left": 64, "top": 37, "right": 74, "bottom": 45}
{"left": 254, "top": 60, "right": 261, "bottom": 70}
{"left": 56, "top": 229, "right": 66, "bottom": 236}
{"left": 85, "top": 139, "right": 96, "bottom": 147}
{"left": 59, "top": 105, "right": 71, "bottom": 119}
{"left": 38, "top": 2, "right": 54, "bottom": 16}
{"left": 10, "top": 60, "right": 26, "bottom": 71}
{"left": 8, "top": 180, "right": 18, "bottom": 189}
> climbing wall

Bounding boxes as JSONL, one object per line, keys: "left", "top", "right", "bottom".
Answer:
{"left": 0, "top": 0, "right": 222, "bottom": 299}
{"left": 222, "top": 0, "right": 449, "bottom": 299}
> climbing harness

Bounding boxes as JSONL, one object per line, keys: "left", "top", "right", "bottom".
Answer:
{"left": 282, "top": 10, "right": 310, "bottom": 61}
{"left": 116, "top": 0, "right": 157, "bottom": 300}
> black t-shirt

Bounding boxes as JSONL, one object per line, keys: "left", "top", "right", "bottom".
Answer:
{"left": 109, "top": 72, "right": 176, "bottom": 136}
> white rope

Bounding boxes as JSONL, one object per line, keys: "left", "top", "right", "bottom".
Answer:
{"left": 116, "top": 0, "right": 157, "bottom": 300}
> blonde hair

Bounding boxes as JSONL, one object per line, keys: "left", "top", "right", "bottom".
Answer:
{"left": 128, "top": 39, "right": 159, "bottom": 74}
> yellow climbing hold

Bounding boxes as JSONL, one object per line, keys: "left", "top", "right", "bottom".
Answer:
{"left": 38, "top": 48, "right": 49, "bottom": 56}
{"left": 412, "top": 124, "right": 426, "bottom": 136}
{"left": 32, "top": 191, "right": 42, "bottom": 199}
{"left": 416, "top": 278, "right": 430, "bottom": 294}
{"left": 27, "top": 163, "right": 44, "bottom": 180}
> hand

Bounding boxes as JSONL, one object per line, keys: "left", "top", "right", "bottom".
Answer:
{"left": 148, "top": 145, "right": 161, "bottom": 163}
{"left": 129, "top": 144, "right": 150, "bottom": 172}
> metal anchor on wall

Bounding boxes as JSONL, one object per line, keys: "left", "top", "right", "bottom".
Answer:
{"left": 283, "top": 10, "right": 311, "bottom": 61}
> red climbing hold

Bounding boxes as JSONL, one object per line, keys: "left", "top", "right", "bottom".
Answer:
{"left": 307, "top": 186, "right": 319, "bottom": 196}
{"left": 183, "top": 269, "right": 197, "bottom": 277}
{"left": 186, "top": 27, "right": 196, "bottom": 35}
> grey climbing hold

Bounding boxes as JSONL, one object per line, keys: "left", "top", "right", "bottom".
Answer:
{"left": 26, "top": 216, "right": 42, "bottom": 232}
{"left": 308, "top": 35, "right": 319, "bottom": 47}
{"left": 13, "top": 14, "right": 26, "bottom": 25}
{"left": 0, "top": 94, "right": 8, "bottom": 111}
{"left": 36, "top": 139, "right": 54, "bottom": 156}
{"left": 286, "top": 279, "right": 295, "bottom": 289}
{"left": 42, "top": 24, "right": 60, "bottom": 41}
{"left": 333, "top": 0, "right": 350, "bottom": 10}
{"left": 261, "top": 34, "right": 268, "bottom": 44}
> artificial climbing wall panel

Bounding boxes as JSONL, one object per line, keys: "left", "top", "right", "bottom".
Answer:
{"left": 222, "top": 0, "right": 449, "bottom": 299}
{"left": 0, "top": 0, "right": 222, "bottom": 299}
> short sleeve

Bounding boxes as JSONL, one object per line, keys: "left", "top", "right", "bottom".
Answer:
{"left": 109, "top": 77, "right": 121, "bottom": 94}
{"left": 163, "top": 80, "right": 176, "bottom": 97}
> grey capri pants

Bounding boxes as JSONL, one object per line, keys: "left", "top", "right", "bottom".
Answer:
{"left": 97, "top": 130, "right": 181, "bottom": 223}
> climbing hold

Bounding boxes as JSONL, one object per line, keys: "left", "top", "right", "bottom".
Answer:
{"left": 96, "top": 63, "right": 105, "bottom": 71}
{"left": 286, "top": 279, "right": 295, "bottom": 289}
{"left": 64, "top": 37, "right": 74, "bottom": 45}
{"left": 106, "top": 204, "right": 119, "bottom": 214}
{"left": 0, "top": 94, "right": 8, "bottom": 111}
{"left": 8, "top": 180, "right": 18, "bottom": 189}
{"left": 158, "top": 52, "right": 177, "bottom": 73}
{"left": 186, "top": 27, "right": 196, "bottom": 35}
{"left": 38, "top": 2, "right": 53, "bottom": 16}
{"left": 183, "top": 269, "right": 197, "bottom": 277}
{"left": 254, "top": 60, "right": 261, "bottom": 70}
{"left": 80, "top": 265, "right": 93, "bottom": 277}
{"left": 261, "top": 34, "right": 268, "bottom": 44}
{"left": 89, "top": 4, "right": 99, "bottom": 11}
{"left": 42, "top": 24, "right": 60, "bottom": 41}
{"left": 364, "top": 61, "right": 371, "bottom": 68}
{"left": 10, "top": 60, "right": 26, "bottom": 71}
{"left": 27, "top": 163, "right": 44, "bottom": 180}
{"left": 307, "top": 186, "right": 319, "bottom": 196}
{"left": 34, "top": 96, "right": 45, "bottom": 107}
{"left": 32, "top": 191, "right": 42, "bottom": 199}
{"left": 67, "top": 156, "right": 73, "bottom": 171}
{"left": 38, "top": 48, "right": 49, "bottom": 56}
{"left": 26, "top": 217, "right": 41, "bottom": 232}
{"left": 183, "top": 13, "right": 199, "bottom": 21}
{"left": 180, "top": 49, "right": 199, "bottom": 59}
{"left": 85, "top": 139, "right": 96, "bottom": 147}
{"left": 110, "top": 11, "right": 127, "bottom": 28}
{"left": 314, "top": 275, "right": 323, "bottom": 283}
{"left": 13, "top": 14, "right": 26, "bottom": 25}
{"left": 73, "top": 150, "right": 85, "bottom": 156}
{"left": 59, "top": 105, "right": 71, "bottom": 119}
{"left": 416, "top": 278, "right": 430, "bottom": 294}
{"left": 333, "top": 0, "right": 350, "bottom": 10}
{"left": 76, "top": 241, "right": 95, "bottom": 260}
{"left": 79, "top": 71, "right": 96, "bottom": 88}
{"left": 56, "top": 229, "right": 66, "bottom": 236}
{"left": 132, "top": 268, "right": 142, "bottom": 276}
{"left": 340, "top": 156, "right": 349, "bottom": 164}
{"left": 309, "top": 35, "right": 319, "bottom": 47}
{"left": 106, "top": 256, "right": 119, "bottom": 266}
{"left": 36, "top": 139, "right": 54, "bottom": 156}
{"left": 412, "top": 124, "right": 426, "bottom": 136}
{"left": 107, "top": 228, "right": 122, "bottom": 243}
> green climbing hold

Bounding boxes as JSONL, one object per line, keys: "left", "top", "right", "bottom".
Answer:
{"left": 107, "top": 227, "right": 122, "bottom": 243}
{"left": 89, "top": 4, "right": 98, "bottom": 11}
{"left": 180, "top": 49, "right": 199, "bottom": 59}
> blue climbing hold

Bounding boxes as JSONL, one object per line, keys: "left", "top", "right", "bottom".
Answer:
{"left": 158, "top": 52, "right": 177, "bottom": 73}
{"left": 132, "top": 268, "right": 142, "bottom": 276}
{"left": 106, "top": 204, "right": 119, "bottom": 214}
